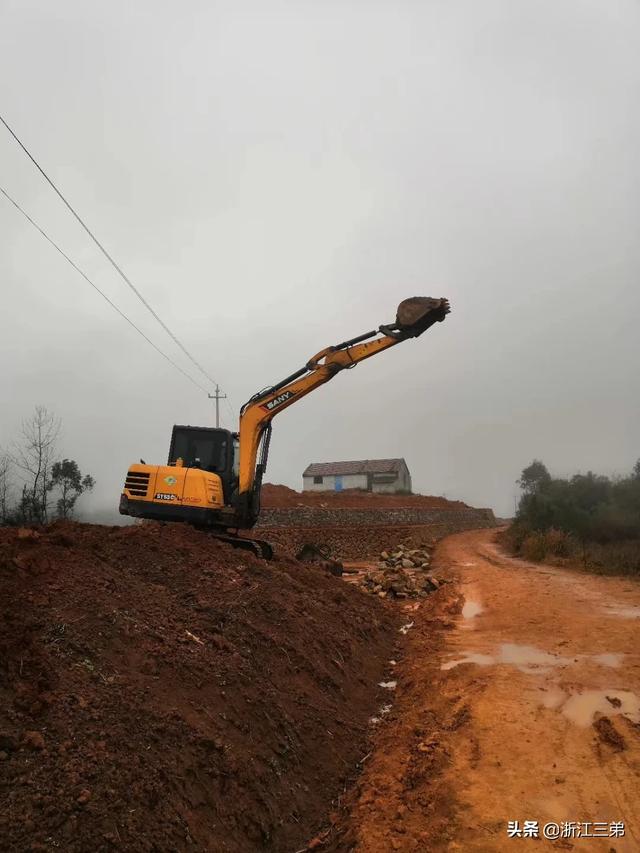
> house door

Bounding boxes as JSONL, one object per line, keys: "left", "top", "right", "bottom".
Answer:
{"left": 334, "top": 475, "right": 343, "bottom": 492}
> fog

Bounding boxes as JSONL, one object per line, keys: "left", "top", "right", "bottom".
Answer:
{"left": 1, "top": 0, "right": 639, "bottom": 520}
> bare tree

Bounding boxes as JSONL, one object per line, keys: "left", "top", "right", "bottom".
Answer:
{"left": 0, "top": 452, "right": 11, "bottom": 523}
{"left": 11, "top": 406, "right": 61, "bottom": 524}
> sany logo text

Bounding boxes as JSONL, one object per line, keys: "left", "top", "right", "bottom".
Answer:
{"left": 263, "top": 390, "right": 295, "bottom": 411}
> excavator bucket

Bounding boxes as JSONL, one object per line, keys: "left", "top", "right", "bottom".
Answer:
{"left": 394, "top": 296, "right": 451, "bottom": 336}
{"left": 296, "top": 543, "right": 343, "bottom": 576}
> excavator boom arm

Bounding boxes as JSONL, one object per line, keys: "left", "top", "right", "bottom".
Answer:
{"left": 235, "top": 296, "right": 450, "bottom": 525}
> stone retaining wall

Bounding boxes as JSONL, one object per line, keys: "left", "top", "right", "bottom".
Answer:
{"left": 256, "top": 506, "right": 496, "bottom": 530}
{"left": 254, "top": 507, "right": 497, "bottom": 560}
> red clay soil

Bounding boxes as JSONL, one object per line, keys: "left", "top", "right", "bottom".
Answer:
{"left": 261, "top": 484, "right": 467, "bottom": 511}
{"left": 0, "top": 521, "right": 397, "bottom": 852}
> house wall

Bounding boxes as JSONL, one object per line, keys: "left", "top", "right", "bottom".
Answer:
{"left": 302, "top": 473, "right": 368, "bottom": 492}
{"left": 371, "top": 465, "right": 412, "bottom": 494}
{"left": 303, "top": 469, "right": 413, "bottom": 493}
{"left": 373, "top": 480, "right": 398, "bottom": 494}
{"left": 371, "top": 480, "right": 395, "bottom": 494}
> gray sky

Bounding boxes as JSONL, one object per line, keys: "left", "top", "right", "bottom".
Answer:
{"left": 1, "top": 0, "right": 639, "bottom": 519}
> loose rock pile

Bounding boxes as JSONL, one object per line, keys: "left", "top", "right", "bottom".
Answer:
{"left": 357, "top": 542, "right": 448, "bottom": 599}
{"left": 361, "top": 568, "right": 442, "bottom": 599}
{"left": 378, "top": 542, "right": 434, "bottom": 570}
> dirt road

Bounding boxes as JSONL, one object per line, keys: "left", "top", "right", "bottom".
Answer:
{"left": 333, "top": 528, "right": 640, "bottom": 852}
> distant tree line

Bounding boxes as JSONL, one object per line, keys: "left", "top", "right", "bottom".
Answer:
{"left": 0, "top": 406, "right": 95, "bottom": 526}
{"left": 505, "top": 459, "right": 640, "bottom": 574}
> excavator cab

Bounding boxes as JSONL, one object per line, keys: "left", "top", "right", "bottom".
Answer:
{"left": 168, "top": 425, "right": 239, "bottom": 502}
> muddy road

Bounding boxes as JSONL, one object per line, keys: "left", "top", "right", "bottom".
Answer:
{"left": 333, "top": 528, "right": 640, "bottom": 852}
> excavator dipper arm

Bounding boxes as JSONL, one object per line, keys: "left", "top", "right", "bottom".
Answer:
{"left": 234, "top": 296, "right": 450, "bottom": 526}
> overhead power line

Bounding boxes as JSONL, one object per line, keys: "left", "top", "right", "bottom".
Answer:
{"left": 0, "top": 184, "right": 209, "bottom": 394}
{"left": 0, "top": 112, "right": 220, "bottom": 391}
{"left": 225, "top": 395, "right": 237, "bottom": 423}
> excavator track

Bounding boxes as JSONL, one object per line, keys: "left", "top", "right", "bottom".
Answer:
{"left": 204, "top": 531, "right": 274, "bottom": 560}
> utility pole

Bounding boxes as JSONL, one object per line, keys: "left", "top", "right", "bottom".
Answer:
{"left": 208, "top": 385, "right": 227, "bottom": 428}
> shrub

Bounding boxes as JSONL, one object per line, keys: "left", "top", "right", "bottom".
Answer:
{"left": 501, "top": 522, "right": 531, "bottom": 553}
{"left": 521, "top": 532, "right": 548, "bottom": 562}
{"left": 544, "top": 528, "right": 574, "bottom": 557}
{"left": 585, "top": 540, "right": 640, "bottom": 576}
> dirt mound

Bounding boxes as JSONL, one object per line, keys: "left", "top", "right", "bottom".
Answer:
{"left": 0, "top": 522, "right": 397, "bottom": 852}
{"left": 261, "top": 483, "right": 467, "bottom": 510}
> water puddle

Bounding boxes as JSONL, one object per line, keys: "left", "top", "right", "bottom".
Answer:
{"left": 604, "top": 605, "right": 640, "bottom": 620}
{"left": 442, "top": 652, "right": 495, "bottom": 670}
{"left": 592, "top": 652, "right": 624, "bottom": 668}
{"left": 540, "top": 686, "right": 567, "bottom": 709}
{"left": 379, "top": 680, "right": 397, "bottom": 690}
{"left": 442, "top": 642, "right": 627, "bottom": 673}
{"left": 442, "top": 643, "right": 571, "bottom": 672}
{"left": 462, "top": 600, "right": 483, "bottom": 619}
{"left": 501, "top": 643, "right": 570, "bottom": 668}
{"left": 561, "top": 689, "right": 640, "bottom": 727}
{"left": 538, "top": 685, "right": 640, "bottom": 725}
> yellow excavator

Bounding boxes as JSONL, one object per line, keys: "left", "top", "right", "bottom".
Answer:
{"left": 119, "top": 296, "right": 450, "bottom": 557}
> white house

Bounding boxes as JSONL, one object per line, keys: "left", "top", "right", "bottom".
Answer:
{"left": 302, "top": 459, "right": 412, "bottom": 494}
